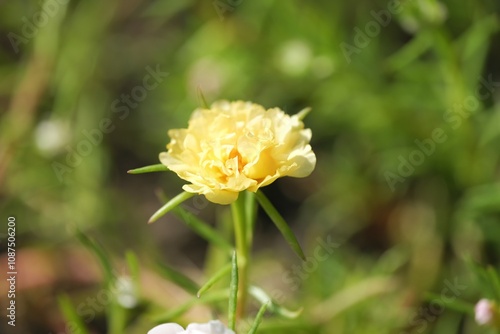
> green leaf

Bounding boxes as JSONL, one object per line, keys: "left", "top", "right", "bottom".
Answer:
{"left": 174, "top": 207, "right": 233, "bottom": 253}
{"left": 197, "top": 87, "right": 210, "bottom": 108}
{"left": 244, "top": 191, "right": 257, "bottom": 246}
{"left": 149, "top": 191, "right": 195, "bottom": 223}
{"left": 58, "top": 294, "right": 90, "bottom": 334}
{"left": 125, "top": 250, "right": 141, "bottom": 294}
{"left": 197, "top": 263, "right": 231, "bottom": 298}
{"left": 424, "top": 292, "right": 474, "bottom": 315}
{"left": 228, "top": 251, "right": 239, "bottom": 330}
{"left": 157, "top": 190, "right": 233, "bottom": 253}
{"left": 487, "top": 266, "right": 500, "bottom": 302}
{"left": 247, "top": 301, "right": 270, "bottom": 334}
{"left": 108, "top": 300, "right": 127, "bottom": 334}
{"left": 155, "top": 261, "right": 199, "bottom": 295}
{"left": 255, "top": 190, "right": 305, "bottom": 260}
{"left": 127, "top": 164, "right": 169, "bottom": 174}
{"left": 76, "top": 230, "right": 115, "bottom": 283}
{"left": 295, "top": 107, "right": 311, "bottom": 121}
{"left": 249, "top": 286, "right": 303, "bottom": 319}
{"left": 153, "top": 290, "right": 229, "bottom": 323}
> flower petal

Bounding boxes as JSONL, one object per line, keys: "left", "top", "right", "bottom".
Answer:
{"left": 148, "top": 323, "right": 185, "bottom": 334}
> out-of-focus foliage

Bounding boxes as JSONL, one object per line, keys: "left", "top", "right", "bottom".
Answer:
{"left": 1, "top": 0, "right": 500, "bottom": 333}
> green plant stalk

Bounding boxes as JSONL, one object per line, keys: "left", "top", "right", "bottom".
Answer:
{"left": 231, "top": 193, "right": 249, "bottom": 320}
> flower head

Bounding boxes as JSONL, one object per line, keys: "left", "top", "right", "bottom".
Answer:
{"left": 160, "top": 101, "right": 316, "bottom": 204}
{"left": 148, "top": 320, "right": 234, "bottom": 334}
{"left": 475, "top": 298, "right": 499, "bottom": 326}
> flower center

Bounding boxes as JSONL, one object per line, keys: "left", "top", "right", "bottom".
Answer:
{"left": 227, "top": 147, "right": 246, "bottom": 173}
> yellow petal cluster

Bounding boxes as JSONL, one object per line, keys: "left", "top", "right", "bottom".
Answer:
{"left": 159, "top": 101, "right": 316, "bottom": 204}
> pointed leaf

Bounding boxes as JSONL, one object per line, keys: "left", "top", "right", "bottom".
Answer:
{"left": 157, "top": 191, "right": 232, "bottom": 252}
{"left": 197, "top": 263, "right": 231, "bottom": 298}
{"left": 155, "top": 261, "right": 199, "bottom": 295}
{"left": 228, "top": 251, "right": 239, "bottom": 330}
{"left": 153, "top": 290, "right": 229, "bottom": 323}
{"left": 295, "top": 107, "right": 311, "bottom": 121}
{"left": 247, "top": 301, "right": 270, "bottom": 334}
{"left": 58, "top": 295, "right": 90, "bottom": 334}
{"left": 249, "top": 286, "right": 303, "bottom": 319}
{"left": 487, "top": 266, "right": 500, "bottom": 302}
{"left": 127, "top": 164, "right": 169, "bottom": 174}
{"left": 125, "top": 250, "right": 141, "bottom": 294}
{"left": 149, "top": 191, "right": 194, "bottom": 223}
{"left": 197, "top": 86, "right": 210, "bottom": 108}
{"left": 255, "top": 190, "right": 305, "bottom": 260}
{"left": 76, "top": 230, "right": 115, "bottom": 284}
{"left": 424, "top": 292, "right": 474, "bottom": 315}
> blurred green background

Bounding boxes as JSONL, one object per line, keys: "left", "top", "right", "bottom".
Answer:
{"left": 1, "top": 0, "right": 500, "bottom": 333}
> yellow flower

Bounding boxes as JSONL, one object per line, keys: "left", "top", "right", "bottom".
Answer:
{"left": 159, "top": 101, "right": 316, "bottom": 204}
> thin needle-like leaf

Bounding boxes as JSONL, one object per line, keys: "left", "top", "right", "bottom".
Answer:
{"left": 295, "top": 107, "right": 311, "bottom": 120}
{"left": 197, "top": 263, "right": 231, "bottom": 298}
{"left": 247, "top": 301, "right": 270, "bottom": 334}
{"left": 125, "top": 250, "right": 140, "bottom": 294}
{"left": 148, "top": 191, "right": 194, "bottom": 223}
{"left": 153, "top": 290, "right": 229, "bottom": 323}
{"left": 76, "top": 230, "right": 115, "bottom": 283}
{"left": 255, "top": 190, "right": 305, "bottom": 260}
{"left": 127, "top": 164, "right": 169, "bottom": 174}
{"left": 249, "top": 285, "right": 303, "bottom": 319}
{"left": 58, "top": 295, "right": 90, "bottom": 334}
{"left": 157, "top": 190, "right": 232, "bottom": 253}
{"left": 228, "top": 251, "right": 239, "bottom": 330}
{"left": 487, "top": 266, "right": 500, "bottom": 301}
{"left": 197, "top": 86, "right": 209, "bottom": 108}
{"left": 155, "top": 261, "right": 199, "bottom": 295}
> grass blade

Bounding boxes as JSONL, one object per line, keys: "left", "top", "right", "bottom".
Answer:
{"left": 487, "top": 266, "right": 500, "bottom": 302}
{"left": 148, "top": 191, "right": 194, "bottom": 223}
{"left": 197, "top": 86, "right": 209, "bottom": 108}
{"left": 249, "top": 285, "right": 303, "bottom": 319}
{"left": 197, "top": 263, "right": 231, "bottom": 298}
{"left": 153, "top": 290, "right": 229, "bottom": 323}
{"left": 127, "top": 164, "right": 169, "bottom": 174}
{"left": 76, "top": 230, "right": 115, "bottom": 283}
{"left": 228, "top": 251, "right": 239, "bottom": 330}
{"left": 155, "top": 261, "right": 199, "bottom": 295}
{"left": 125, "top": 250, "right": 141, "bottom": 294}
{"left": 247, "top": 301, "right": 270, "bottom": 334}
{"left": 157, "top": 190, "right": 233, "bottom": 253}
{"left": 58, "top": 294, "right": 90, "bottom": 334}
{"left": 255, "top": 190, "right": 305, "bottom": 260}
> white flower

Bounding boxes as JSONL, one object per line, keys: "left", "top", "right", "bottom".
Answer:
{"left": 159, "top": 100, "right": 316, "bottom": 205}
{"left": 115, "top": 276, "right": 137, "bottom": 308}
{"left": 475, "top": 298, "right": 497, "bottom": 326}
{"left": 148, "top": 320, "right": 234, "bottom": 334}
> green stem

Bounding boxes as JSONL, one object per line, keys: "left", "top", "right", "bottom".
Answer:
{"left": 231, "top": 192, "right": 249, "bottom": 319}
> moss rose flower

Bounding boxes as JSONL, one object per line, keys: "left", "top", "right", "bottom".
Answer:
{"left": 148, "top": 320, "right": 234, "bottom": 334}
{"left": 159, "top": 100, "right": 316, "bottom": 204}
